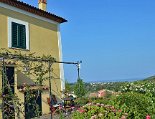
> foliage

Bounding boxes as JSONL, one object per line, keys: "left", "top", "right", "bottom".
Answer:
{"left": 91, "top": 97, "right": 110, "bottom": 105}
{"left": 73, "top": 77, "right": 155, "bottom": 118}
{"left": 100, "top": 82, "right": 126, "bottom": 92}
{"left": 75, "top": 97, "right": 111, "bottom": 108}
{"left": 121, "top": 81, "right": 155, "bottom": 96}
{"left": 68, "top": 81, "right": 126, "bottom": 96}
{"left": 65, "top": 80, "right": 72, "bottom": 93}
{"left": 73, "top": 77, "right": 155, "bottom": 119}
{"left": 74, "top": 78, "right": 86, "bottom": 98}
{"left": 72, "top": 103, "right": 127, "bottom": 119}
{"left": 118, "top": 80, "right": 155, "bottom": 118}
{"left": 75, "top": 97, "right": 90, "bottom": 106}
{"left": 109, "top": 92, "right": 155, "bottom": 119}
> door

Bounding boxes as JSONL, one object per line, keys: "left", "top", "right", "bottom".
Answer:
{"left": 25, "top": 90, "right": 42, "bottom": 119}
{"left": 2, "top": 67, "right": 15, "bottom": 119}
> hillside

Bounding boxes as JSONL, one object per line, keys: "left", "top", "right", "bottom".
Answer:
{"left": 142, "top": 75, "right": 155, "bottom": 82}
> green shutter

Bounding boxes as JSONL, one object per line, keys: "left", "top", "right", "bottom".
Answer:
{"left": 11, "top": 22, "right": 26, "bottom": 49}
{"left": 18, "top": 24, "right": 26, "bottom": 49}
{"left": 12, "top": 22, "right": 18, "bottom": 47}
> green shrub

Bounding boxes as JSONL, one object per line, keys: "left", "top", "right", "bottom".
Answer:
{"left": 110, "top": 92, "right": 155, "bottom": 119}
{"left": 72, "top": 104, "right": 126, "bottom": 119}
{"left": 75, "top": 97, "right": 90, "bottom": 106}
{"left": 91, "top": 97, "right": 109, "bottom": 105}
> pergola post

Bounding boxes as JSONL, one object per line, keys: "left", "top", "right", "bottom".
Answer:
{"left": 48, "top": 61, "right": 53, "bottom": 119}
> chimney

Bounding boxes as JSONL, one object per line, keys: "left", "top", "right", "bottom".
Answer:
{"left": 38, "top": 0, "right": 47, "bottom": 11}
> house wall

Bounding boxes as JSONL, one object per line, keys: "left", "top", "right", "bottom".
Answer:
{"left": 0, "top": 6, "right": 63, "bottom": 117}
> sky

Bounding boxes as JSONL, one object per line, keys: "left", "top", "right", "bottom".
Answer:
{"left": 22, "top": 0, "right": 155, "bottom": 83}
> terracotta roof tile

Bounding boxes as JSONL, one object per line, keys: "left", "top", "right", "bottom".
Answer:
{"left": 0, "top": 0, "right": 67, "bottom": 23}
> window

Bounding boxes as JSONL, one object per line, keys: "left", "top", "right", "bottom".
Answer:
{"left": 12, "top": 22, "right": 26, "bottom": 49}
{"left": 8, "top": 17, "right": 29, "bottom": 50}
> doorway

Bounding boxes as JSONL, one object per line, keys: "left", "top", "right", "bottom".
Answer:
{"left": 2, "top": 66, "right": 15, "bottom": 119}
{"left": 24, "top": 90, "right": 42, "bottom": 119}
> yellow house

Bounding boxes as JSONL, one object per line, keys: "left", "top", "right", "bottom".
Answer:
{"left": 0, "top": 0, "right": 67, "bottom": 118}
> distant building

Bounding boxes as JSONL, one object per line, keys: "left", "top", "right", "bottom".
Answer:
{"left": 98, "top": 90, "right": 106, "bottom": 97}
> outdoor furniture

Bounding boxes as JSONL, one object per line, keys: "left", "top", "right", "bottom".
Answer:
{"left": 63, "top": 96, "right": 75, "bottom": 113}
{"left": 47, "top": 95, "right": 75, "bottom": 115}
{"left": 47, "top": 95, "right": 59, "bottom": 114}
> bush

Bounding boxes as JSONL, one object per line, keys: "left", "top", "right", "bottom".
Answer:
{"left": 110, "top": 92, "right": 155, "bottom": 119}
{"left": 75, "top": 97, "right": 90, "bottom": 106}
{"left": 72, "top": 103, "right": 126, "bottom": 119}
{"left": 121, "top": 82, "right": 155, "bottom": 96}
{"left": 91, "top": 97, "right": 110, "bottom": 105}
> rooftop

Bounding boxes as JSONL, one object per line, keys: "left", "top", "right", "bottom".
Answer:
{"left": 0, "top": 0, "right": 67, "bottom": 23}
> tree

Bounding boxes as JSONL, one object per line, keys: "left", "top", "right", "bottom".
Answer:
{"left": 65, "top": 80, "right": 71, "bottom": 93}
{"left": 74, "top": 78, "right": 86, "bottom": 98}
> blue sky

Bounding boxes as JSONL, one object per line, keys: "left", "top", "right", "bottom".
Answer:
{"left": 23, "top": 0, "right": 155, "bottom": 82}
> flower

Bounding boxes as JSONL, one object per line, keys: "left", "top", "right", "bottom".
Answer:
{"left": 98, "top": 113, "right": 103, "bottom": 117}
{"left": 118, "top": 109, "right": 122, "bottom": 112}
{"left": 121, "top": 115, "right": 126, "bottom": 119}
{"left": 91, "top": 115, "right": 97, "bottom": 119}
{"left": 146, "top": 115, "right": 151, "bottom": 119}
{"left": 78, "top": 108, "right": 85, "bottom": 113}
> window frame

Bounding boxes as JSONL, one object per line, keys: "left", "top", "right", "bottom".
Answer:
{"left": 8, "top": 17, "right": 29, "bottom": 50}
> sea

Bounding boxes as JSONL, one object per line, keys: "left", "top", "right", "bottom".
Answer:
{"left": 88, "top": 78, "right": 144, "bottom": 83}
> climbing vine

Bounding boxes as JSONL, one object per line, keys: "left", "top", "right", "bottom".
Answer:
{"left": 0, "top": 48, "right": 56, "bottom": 118}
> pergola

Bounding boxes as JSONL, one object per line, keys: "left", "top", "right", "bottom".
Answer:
{"left": 0, "top": 51, "right": 81, "bottom": 119}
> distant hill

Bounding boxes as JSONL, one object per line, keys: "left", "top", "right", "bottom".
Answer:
{"left": 142, "top": 76, "right": 155, "bottom": 82}
{"left": 67, "top": 76, "right": 155, "bottom": 94}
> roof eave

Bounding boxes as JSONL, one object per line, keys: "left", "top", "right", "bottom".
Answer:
{"left": 0, "top": 0, "right": 67, "bottom": 23}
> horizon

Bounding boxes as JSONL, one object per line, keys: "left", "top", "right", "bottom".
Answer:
{"left": 69, "top": 77, "right": 147, "bottom": 83}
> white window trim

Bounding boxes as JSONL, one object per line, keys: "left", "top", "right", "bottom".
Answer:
{"left": 8, "top": 17, "right": 30, "bottom": 50}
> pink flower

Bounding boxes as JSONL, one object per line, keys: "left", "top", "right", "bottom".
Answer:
{"left": 112, "top": 109, "right": 116, "bottom": 113}
{"left": 78, "top": 108, "right": 85, "bottom": 113}
{"left": 146, "top": 115, "right": 151, "bottom": 119}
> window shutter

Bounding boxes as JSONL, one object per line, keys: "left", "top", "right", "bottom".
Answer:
{"left": 19, "top": 24, "right": 26, "bottom": 49}
{"left": 11, "top": 22, "right": 18, "bottom": 47}
{"left": 11, "top": 22, "right": 27, "bottom": 49}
